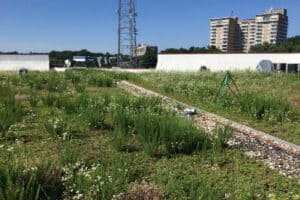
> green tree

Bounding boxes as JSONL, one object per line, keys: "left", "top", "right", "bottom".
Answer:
{"left": 138, "top": 48, "right": 158, "bottom": 68}
{"left": 160, "top": 46, "right": 221, "bottom": 54}
{"left": 250, "top": 35, "right": 300, "bottom": 53}
{"left": 249, "top": 42, "right": 279, "bottom": 53}
{"left": 49, "top": 50, "right": 106, "bottom": 68}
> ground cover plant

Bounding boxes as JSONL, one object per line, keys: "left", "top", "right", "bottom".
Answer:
{"left": 0, "top": 70, "right": 299, "bottom": 199}
{"left": 128, "top": 71, "right": 300, "bottom": 145}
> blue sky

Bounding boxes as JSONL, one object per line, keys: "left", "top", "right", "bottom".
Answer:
{"left": 0, "top": 0, "right": 299, "bottom": 53}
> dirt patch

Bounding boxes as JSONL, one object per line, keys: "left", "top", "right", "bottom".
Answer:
{"left": 219, "top": 162, "right": 235, "bottom": 171}
{"left": 86, "top": 87, "right": 102, "bottom": 93}
{"left": 290, "top": 99, "right": 300, "bottom": 108}
{"left": 15, "top": 94, "right": 29, "bottom": 101}
{"left": 288, "top": 88, "right": 300, "bottom": 94}
{"left": 113, "top": 182, "right": 164, "bottom": 200}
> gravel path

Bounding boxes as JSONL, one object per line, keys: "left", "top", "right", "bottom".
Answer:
{"left": 118, "top": 80, "right": 300, "bottom": 179}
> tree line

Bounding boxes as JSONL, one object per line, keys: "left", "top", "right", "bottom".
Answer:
{"left": 50, "top": 49, "right": 158, "bottom": 68}
{"left": 49, "top": 49, "right": 113, "bottom": 68}
{"left": 250, "top": 36, "right": 300, "bottom": 53}
{"left": 160, "top": 46, "right": 221, "bottom": 54}
{"left": 159, "top": 35, "right": 300, "bottom": 54}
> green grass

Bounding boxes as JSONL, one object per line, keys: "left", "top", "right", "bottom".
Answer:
{"left": 127, "top": 71, "right": 300, "bottom": 145}
{"left": 0, "top": 84, "right": 25, "bottom": 135}
{"left": 0, "top": 70, "right": 299, "bottom": 199}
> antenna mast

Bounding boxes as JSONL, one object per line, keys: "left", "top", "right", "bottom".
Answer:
{"left": 117, "top": 0, "right": 137, "bottom": 68}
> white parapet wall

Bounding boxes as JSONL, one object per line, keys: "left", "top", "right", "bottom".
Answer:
{"left": 156, "top": 53, "right": 300, "bottom": 72}
{"left": 0, "top": 54, "right": 49, "bottom": 71}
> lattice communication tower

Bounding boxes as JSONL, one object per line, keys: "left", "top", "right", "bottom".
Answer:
{"left": 117, "top": 0, "right": 137, "bottom": 67}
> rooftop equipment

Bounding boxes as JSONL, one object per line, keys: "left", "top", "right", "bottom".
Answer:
{"left": 256, "top": 60, "right": 273, "bottom": 72}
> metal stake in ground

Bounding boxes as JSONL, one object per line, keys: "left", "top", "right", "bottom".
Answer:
{"left": 214, "top": 71, "right": 240, "bottom": 106}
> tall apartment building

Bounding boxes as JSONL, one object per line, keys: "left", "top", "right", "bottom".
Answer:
{"left": 210, "top": 8, "right": 288, "bottom": 52}
{"left": 255, "top": 9, "right": 288, "bottom": 47}
{"left": 210, "top": 17, "right": 240, "bottom": 52}
{"left": 239, "top": 19, "right": 256, "bottom": 52}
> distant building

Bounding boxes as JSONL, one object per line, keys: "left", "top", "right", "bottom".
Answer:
{"left": 210, "top": 8, "right": 288, "bottom": 52}
{"left": 239, "top": 19, "right": 256, "bottom": 52}
{"left": 254, "top": 9, "right": 288, "bottom": 47}
{"left": 210, "top": 17, "right": 240, "bottom": 52}
{"left": 135, "top": 44, "right": 158, "bottom": 57}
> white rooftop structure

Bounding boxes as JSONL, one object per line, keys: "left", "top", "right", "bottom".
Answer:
{"left": 156, "top": 53, "right": 300, "bottom": 73}
{"left": 0, "top": 54, "right": 49, "bottom": 71}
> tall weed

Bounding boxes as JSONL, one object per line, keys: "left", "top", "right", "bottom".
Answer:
{"left": 42, "top": 93, "right": 57, "bottom": 107}
{"left": 136, "top": 112, "right": 208, "bottom": 156}
{"left": 0, "top": 85, "right": 25, "bottom": 134}
{"left": 0, "top": 162, "right": 63, "bottom": 200}
{"left": 112, "top": 106, "right": 136, "bottom": 151}
{"left": 237, "top": 92, "right": 293, "bottom": 123}
{"left": 84, "top": 97, "right": 108, "bottom": 129}
{"left": 88, "top": 74, "right": 115, "bottom": 87}
{"left": 211, "top": 127, "right": 233, "bottom": 153}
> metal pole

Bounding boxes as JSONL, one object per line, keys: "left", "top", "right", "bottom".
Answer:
{"left": 132, "top": 0, "right": 137, "bottom": 67}
{"left": 117, "top": 0, "right": 121, "bottom": 67}
{"left": 117, "top": 0, "right": 137, "bottom": 68}
{"left": 129, "top": 0, "right": 133, "bottom": 66}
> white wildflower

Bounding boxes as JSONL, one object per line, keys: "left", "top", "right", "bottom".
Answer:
{"left": 7, "top": 146, "right": 14, "bottom": 152}
{"left": 108, "top": 175, "right": 112, "bottom": 183}
{"left": 30, "top": 166, "right": 37, "bottom": 171}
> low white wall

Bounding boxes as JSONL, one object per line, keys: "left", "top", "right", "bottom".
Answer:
{"left": 156, "top": 53, "right": 300, "bottom": 72}
{"left": 0, "top": 55, "right": 49, "bottom": 71}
